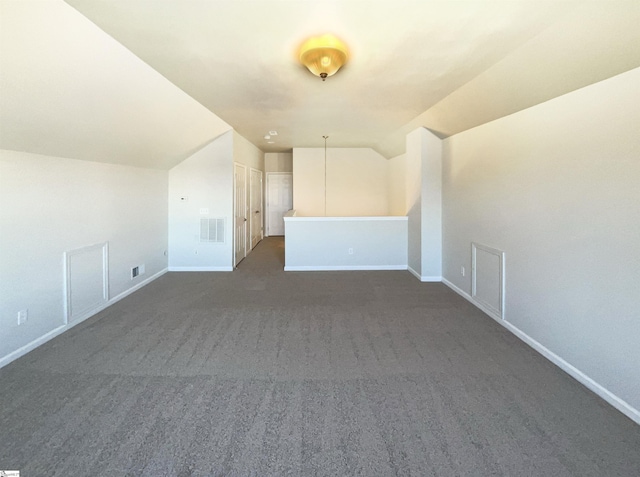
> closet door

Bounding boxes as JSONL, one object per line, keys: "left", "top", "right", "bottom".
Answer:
{"left": 266, "top": 172, "right": 293, "bottom": 236}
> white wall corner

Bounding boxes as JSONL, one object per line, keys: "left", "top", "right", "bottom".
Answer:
{"left": 421, "top": 128, "right": 443, "bottom": 279}
{"left": 406, "top": 127, "right": 443, "bottom": 279}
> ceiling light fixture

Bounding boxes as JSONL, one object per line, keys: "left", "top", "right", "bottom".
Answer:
{"left": 299, "top": 34, "right": 348, "bottom": 81}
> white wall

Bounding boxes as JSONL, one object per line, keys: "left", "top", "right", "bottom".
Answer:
{"left": 293, "top": 148, "right": 390, "bottom": 216}
{"left": 233, "top": 132, "right": 265, "bottom": 253}
{"left": 265, "top": 152, "right": 292, "bottom": 173}
{"left": 293, "top": 148, "right": 325, "bottom": 216}
{"left": 233, "top": 131, "right": 264, "bottom": 172}
{"left": 442, "top": 67, "right": 640, "bottom": 419}
{"left": 421, "top": 131, "right": 442, "bottom": 280}
{"left": 0, "top": 149, "right": 168, "bottom": 366}
{"left": 168, "top": 132, "right": 234, "bottom": 270}
{"left": 388, "top": 153, "right": 406, "bottom": 216}
{"left": 406, "top": 130, "right": 422, "bottom": 276}
{"left": 406, "top": 128, "right": 442, "bottom": 281}
{"left": 284, "top": 216, "right": 407, "bottom": 271}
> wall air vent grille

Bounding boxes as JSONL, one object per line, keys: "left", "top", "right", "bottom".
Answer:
{"left": 200, "top": 218, "right": 225, "bottom": 243}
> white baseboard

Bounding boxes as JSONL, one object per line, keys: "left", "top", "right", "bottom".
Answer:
{"left": 0, "top": 268, "right": 168, "bottom": 369}
{"left": 407, "top": 266, "right": 442, "bottom": 282}
{"left": 0, "top": 325, "right": 67, "bottom": 369}
{"left": 443, "top": 278, "right": 501, "bottom": 321}
{"left": 110, "top": 268, "right": 168, "bottom": 303}
{"left": 442, "top": 277, "right": 640, "bottom": 425}
{"left": 442, "top": 278, "right": 470, "bottom": 301}
{"left": 284, "top": 265, "right": 407, "bottom": 271}
{"left": 168, "top": 266, "right": 233, "bottom": 272}
{"left": 408, "top": 266, "right": 421, "bottom": 280}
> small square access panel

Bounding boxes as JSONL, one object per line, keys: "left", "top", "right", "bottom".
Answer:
{"left": 471, "top": 242, "right": 505, "bottom": 320}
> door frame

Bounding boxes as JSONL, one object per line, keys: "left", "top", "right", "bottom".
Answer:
{"left": 249, "top": 167, "right": 264, "bottom": 249}
{"left": 233, "top": 162, "right": 247, "bottom": 266}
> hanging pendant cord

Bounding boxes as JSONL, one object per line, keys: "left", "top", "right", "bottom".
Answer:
{"left": 323, "top": 135, "right": 328, "bottom": 216}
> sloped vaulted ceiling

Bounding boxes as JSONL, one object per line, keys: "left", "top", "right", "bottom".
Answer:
{"left": 2, "top": 0, "right": 640, "bottom": 167}
{"left": 0, "top": 0, "right": 231, "bottom": 169}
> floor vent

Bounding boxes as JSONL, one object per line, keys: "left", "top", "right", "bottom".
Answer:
{"left": 200, "top": 218, "right": 225, "bottom": 243}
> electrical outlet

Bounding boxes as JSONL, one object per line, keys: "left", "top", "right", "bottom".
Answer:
{"left": 17, "top": 309, "right": 28, "bottom": 325}
{"left": 348, "top": 248, "right": 354, "bottom": 255}
{"left": 461, "top": 266, "right": 466, "bottom": 277}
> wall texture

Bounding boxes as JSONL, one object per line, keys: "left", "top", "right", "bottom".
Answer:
{"left": 442, "top": 66, "right": 640, "bottom": 416}
{"left": 293, "top": 148, "right": 390, "bottom": 216}
{"left": 388, "top": 153, "right": 406, "bottom": 216}
{"left": 0, "top": 149, "right": 168, "bottom": 365}
{"left": 265, "top": 152, "right": 293, "bottom": 173}
{"left": 284, "top": 217, "right": 407, "bottom": 271}
{"left": 168, "top": 132, "right": 234, "bottom": 270}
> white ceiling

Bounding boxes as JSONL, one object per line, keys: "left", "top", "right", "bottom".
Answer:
{"left": 2, "top": 0, "right": 640, "bottom": 168}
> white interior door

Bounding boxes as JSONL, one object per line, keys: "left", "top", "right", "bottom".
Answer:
{"left": 266, "top": 172, "right": 293, "bottom": 236}
{"left": 234, "top": 163, "right": 247, "bottom": 266}
{"left": 250, "top": 168, "right": 263, "bottom": 249}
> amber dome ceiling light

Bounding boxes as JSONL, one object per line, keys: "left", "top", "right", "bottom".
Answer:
{"left": 299, "top": 34, "right": 349, "bottom": 81}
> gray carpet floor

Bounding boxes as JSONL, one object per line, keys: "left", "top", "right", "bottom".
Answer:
{"left": 1, "top": 237, "right": 639, "bottom": 476}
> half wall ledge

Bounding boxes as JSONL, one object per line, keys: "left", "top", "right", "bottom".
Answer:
{"left": 283, "top": 213, "right": 408, "bottom": 271}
